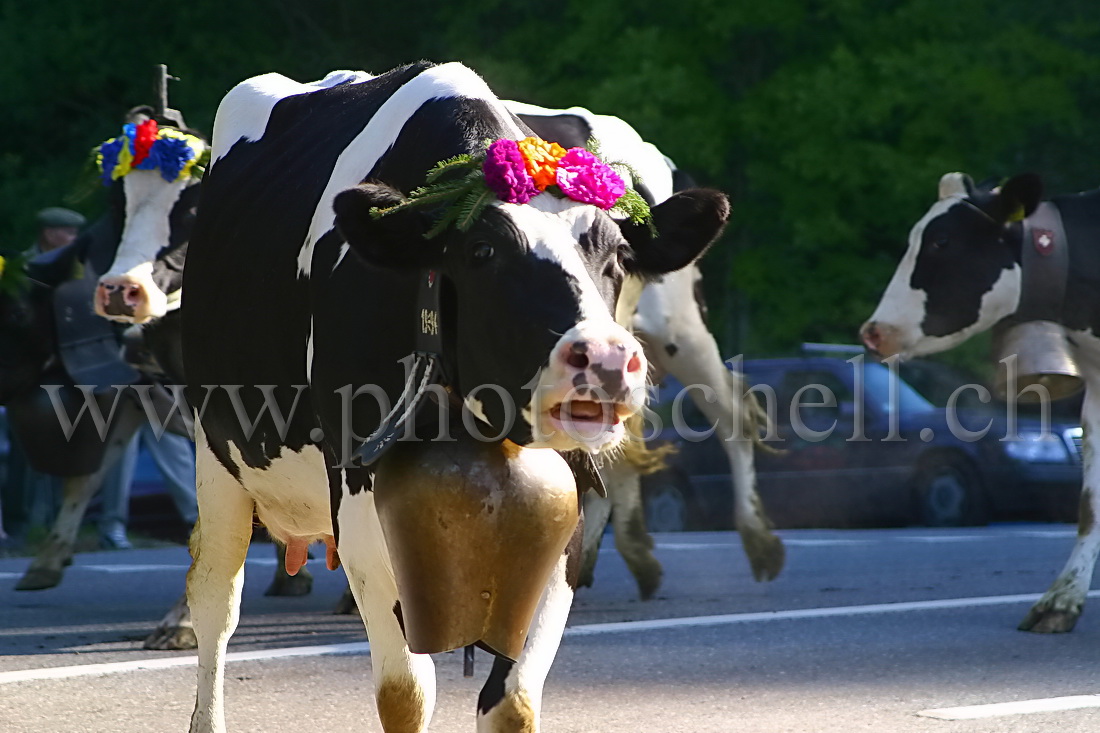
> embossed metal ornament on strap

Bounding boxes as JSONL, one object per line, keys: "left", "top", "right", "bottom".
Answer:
{"left": 354, "top": 269, "right": 443, "bottom": 466}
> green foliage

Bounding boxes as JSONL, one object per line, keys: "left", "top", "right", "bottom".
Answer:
{"left": 4, "top": 0, "right": 1100, "bottom": 364}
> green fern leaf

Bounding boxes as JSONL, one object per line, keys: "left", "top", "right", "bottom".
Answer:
{"left": 455, "top": 186, "right": 495, "bottom": 232}
{"left": 425, "top": 154, "right": 476, "bottom": 183}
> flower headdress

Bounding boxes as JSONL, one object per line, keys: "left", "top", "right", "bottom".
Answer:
{"left": 95, "top": 119, "right": 209, "bottom": 186}
{"left": 371, "top": 136, "right": 652, "bottom": 238}
{"left": 0, "top": 250, "right": 29, "bottom": 296}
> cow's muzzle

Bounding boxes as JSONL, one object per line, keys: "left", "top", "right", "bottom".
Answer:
{"left": 531, "top": 322, "right": 648, "bottom": 450}
{"left": 95, "top": 275, "right": 160, "bottom": 324}
{"left": 859, "top": 320, "right": 904, "bottom": 359}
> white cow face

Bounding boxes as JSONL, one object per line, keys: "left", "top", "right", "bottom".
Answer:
{"left": 95, "top": 171, "right": 200, "bottom": 324}
{"left": 860, "top": 172, "right": 1042, "bottom": 359}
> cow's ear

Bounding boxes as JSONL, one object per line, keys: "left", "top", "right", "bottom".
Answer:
{"left": 618, "top": 189, "right": 729, "bottom": 276}
{"left": 991, "top": 173, "right": 1043, "bottom": 223}
{"left": 333, "top": 183, "right": 445, "bottom": 269}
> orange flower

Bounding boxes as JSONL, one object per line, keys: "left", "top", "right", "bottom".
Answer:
{"left": 517, "top": 136, "right": 567, "bottom": 190}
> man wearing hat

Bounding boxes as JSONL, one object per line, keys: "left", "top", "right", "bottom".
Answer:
{"left": 29, "top": 207, "right": 86, "bottom": 256}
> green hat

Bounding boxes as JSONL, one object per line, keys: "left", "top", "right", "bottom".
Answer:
{"left": 36, "top": 207, "right": 86, "bottom": 229}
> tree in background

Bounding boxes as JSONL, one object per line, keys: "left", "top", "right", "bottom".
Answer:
{"left": 3, "top": 0, "right": 1098, "bottom": 370}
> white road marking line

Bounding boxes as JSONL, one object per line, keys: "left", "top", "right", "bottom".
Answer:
{"left": 81, "top": 565, "right": 189, "bottom": 574}
{"left": 565, "top": 590, "right": 1100, "bottom": 636}
{"left": 1013, "top": 529, "right": 1078, "bottom": 539}
{"left": 3, "top": 589, "right": 1098, "bottom": 686}
{"left": 918, "top": 694, "right": 1100, "bottom": 720}
{"left": 779, "top": 539, "right": 876, "bottom": 547}
{"left": 3, "top": 557, "right": 279, "bottom": 575}
{"left": 0, "top": 642, "right": 371, "bottom": 685}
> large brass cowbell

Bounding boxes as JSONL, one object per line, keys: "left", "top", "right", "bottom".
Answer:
{"left": 994, "top": 320, "right": 1083, "bottom": 402}
{"left": 373, "top": 436, "right": 579, "bottom": 661}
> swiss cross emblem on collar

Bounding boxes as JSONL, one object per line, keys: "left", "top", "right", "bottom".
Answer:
{"left": 1032, "top": 228, "right": 1056, "bottom": 256}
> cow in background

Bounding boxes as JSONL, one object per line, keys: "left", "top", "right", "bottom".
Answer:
{"left": 3, "top": 104, "right": 304, "bottom": 651}
{"left": 0, "top": 221, "right": 197, "bottom": 649}
{"left": 183, "top": 61, "right": 727, "bottom": 733}
{"left": 510, "top": 101, "right": 784, "bottom": 595}
{"left": 861, "top": 171, "right": 1100, "bottom": 632}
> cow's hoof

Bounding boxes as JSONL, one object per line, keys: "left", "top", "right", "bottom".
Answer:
{"left": 576, "top": 565, "right": 595, "bottom": 589}
{"left": 264, "top": 567, "right": 313, "bottom": 597}
{"left": 15, "top": 567, "right": 64, "bottom": 591}
{"left": 1018, "top": 606, "right": 1079, "bottom": 633}
{"left": 633, "top": 557, "right": 663, "bottom": 601}
{"left": 143, "top": 624, "right": 198, "bottom": 650}
{"left": 332, "top": 587, "right": 358, "bottom": 615}
{"left": 740, "top": 527, "right": 786, "bottom": 582}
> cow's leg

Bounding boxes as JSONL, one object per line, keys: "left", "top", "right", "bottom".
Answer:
{"left": 15, "top": 474, "right": 102, "bottom": 590}
{"left": 577, "top": 489, "right": 611, "bottom": 589}
{"left": 144, "top": 592, "right": 196, "bottom": 650}
{"left": 477, "top": 521, "right": 580, "bottom": 733}
{"left": 635, "top": 267, "right": 784, "bottom": 581}
{"left": 188, "top": 438, "right": 255, "bottom": 733}
{"left": 1019, "top": 382, "right": 1100, "bottom": 633}
{"left": 16, "top": 410, "right": 142, "bottom": 591}
{"left": 264, "top": 539, "right": 313, "bottom": 596}
{"left": 338, "top": 489, "right": 435, "bottom": 733}
{"left": 602, "top": 462, "right": 662, "bottom": 599}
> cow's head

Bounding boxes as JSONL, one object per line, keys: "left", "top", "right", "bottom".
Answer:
{"left": 861, "top": 172, "right": 1043, "bottom": 358}
{"left": 93, "top": 106, "right": 206, "bottom": 324}
{"left": 334, "top": 182, "right": 728, "bottom": 453}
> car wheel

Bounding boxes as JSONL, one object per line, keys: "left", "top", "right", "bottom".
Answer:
{"left": 644, "top": 479, "right": 690, "bottom": 533}
{"left": 915, "top": 459, "right": 986, "bottom": 527}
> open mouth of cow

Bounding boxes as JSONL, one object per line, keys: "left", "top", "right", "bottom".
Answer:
{"left": 547, "top": 399, "right": 633, "bottom": 439}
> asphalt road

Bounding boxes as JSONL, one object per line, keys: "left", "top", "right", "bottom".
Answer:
{"left": 1, "top": 524, "right": 1098, "bottom": 732}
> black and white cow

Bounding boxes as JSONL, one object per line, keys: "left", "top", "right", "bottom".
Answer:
{"left": 861, "top": 171, "right": 1100, "bottom": 633}
{"left": 508, "top": 101, "right": 784, "bottom": 593}
{"left": 5, "top": 107, "right": 304, "bottom": 649}
{"left": 182, "top": 62, "right": 727, "bottom": 732}
{"left": 91, "top": 99, "right": 783, "bottom": 603}
{"left": 0, "top": 224, "right": 202, "bottom": 650}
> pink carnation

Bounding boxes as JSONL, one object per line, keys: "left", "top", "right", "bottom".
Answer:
{"left": 483, "top": 139, "right": 539, "bottom": 204}
{"left": 554, "top": 148, "right": 625, "bottom": 210}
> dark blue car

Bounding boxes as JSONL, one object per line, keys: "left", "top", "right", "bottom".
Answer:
{"left": 641, "top": 353, "right": 1083, "bottom": 531}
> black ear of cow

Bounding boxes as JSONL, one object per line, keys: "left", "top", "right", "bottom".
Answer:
{"left": 994, "top": 173, "right": 1043, "bottom": 223}
{"left": 619, "top": 189, "right": 729, "bottom": 276}
{"left": 333, "top": 183, "right": 445, "bottom": 269}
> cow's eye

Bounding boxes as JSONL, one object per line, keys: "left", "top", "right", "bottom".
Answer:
{"left": 605, "top": 245, "right": 630, "bottom": 276}
{"left": 930, "top": 237, "right": 950, "bottom": 251}
{"left": 470, "top": 242, "right": 495, "bottom": 264}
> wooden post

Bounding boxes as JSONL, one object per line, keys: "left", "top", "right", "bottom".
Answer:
{"left": 152, "top": 64, "right": 186, "bottom": 129}
{"left": 155, "top": 64, "right": 170, "bottom": 119}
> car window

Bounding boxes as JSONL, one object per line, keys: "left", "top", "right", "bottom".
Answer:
{"left": 779, "top": 370, "right": 848, "bottom": 424}
{"left": 861, "top": 362, "right": 934, "bottom": 416}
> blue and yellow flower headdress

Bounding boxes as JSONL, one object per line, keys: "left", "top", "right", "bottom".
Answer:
{"left": 96, "top": 119, "right": 208, "bottom": 186}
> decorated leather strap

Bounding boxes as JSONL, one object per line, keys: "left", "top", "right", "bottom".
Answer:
{"left": 354, "top": 269, "right": 443, "bottom": 466}
{"left": 1017, "top": 201, "right": 1070, "bottom": 323}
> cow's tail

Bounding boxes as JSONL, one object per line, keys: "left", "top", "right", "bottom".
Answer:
{"left": 728, "top": 368, "right": 780, "bottom": 454}
{"left": 620, "top": 412, "right": 676, "bottom": 475}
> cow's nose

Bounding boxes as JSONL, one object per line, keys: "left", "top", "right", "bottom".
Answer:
{"left": 860, "top": 321, "right": 883, "bottom": 355}
{"left": 96, "top": 276, "right": 147, "bottom": 318}
{"left": 559, "top": 338, "right": 643, "bottom": 398}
